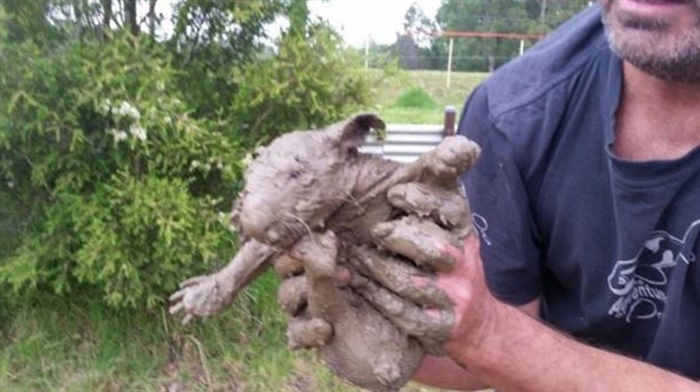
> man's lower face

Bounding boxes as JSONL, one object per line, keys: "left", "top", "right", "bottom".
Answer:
{"left": 600, "top": 0, "right": 700, "bottom": 83}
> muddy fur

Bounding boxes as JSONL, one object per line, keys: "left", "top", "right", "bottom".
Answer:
{"left": 170, "top": 114, "right": 481, "bottom": 392}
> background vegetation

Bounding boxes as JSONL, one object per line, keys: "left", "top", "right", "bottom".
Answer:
{"left": 0, "top": 0, "right": 571, "bottom": 390}
{"left": 371, "top": 0, "right": 591, "bottom": 72}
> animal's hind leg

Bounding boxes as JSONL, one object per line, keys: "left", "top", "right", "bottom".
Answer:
{"left": 291, "top": 231, "right": 348, "bottom": 322}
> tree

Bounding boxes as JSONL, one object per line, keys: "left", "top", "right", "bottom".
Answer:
{"left": 403, "top": 2, "right": 436, "bottom": 48}
{"left": 391, "top": 2, "right": 437, "bottom": 70}
{"left": 168, "top": 0, "right": 288, "bottom": 119}
{"left": 434, "top": 0, "right": 590, "bottom": 72}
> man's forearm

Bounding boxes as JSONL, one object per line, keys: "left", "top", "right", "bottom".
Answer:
{"left": 412, "top": 355, "right": 488, "bottom": 391}
{"left": 460, "top": 302, "right": 699, "bottom": 392}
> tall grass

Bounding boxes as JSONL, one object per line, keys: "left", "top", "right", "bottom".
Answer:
{"left": 1, "top": 272, "right": 357, "bottom": 391}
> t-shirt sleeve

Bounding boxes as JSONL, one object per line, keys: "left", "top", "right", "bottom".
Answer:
{"left": 457, "top": 85, "right": 543, "bottom": 306}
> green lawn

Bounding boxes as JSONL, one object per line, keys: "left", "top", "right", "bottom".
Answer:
{"left": 367, "top": 70, "right": 489, "bottom": 124}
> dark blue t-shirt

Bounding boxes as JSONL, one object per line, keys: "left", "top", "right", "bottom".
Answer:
{"left": 459, "top": 5, "right": 700, "bottom": 378}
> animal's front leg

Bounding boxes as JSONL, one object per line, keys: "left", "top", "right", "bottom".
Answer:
{"left": 169, "top": 240, "right": 276, "bottom": 325}
{"left": 169, "top": 273, "right": 226, "bottom": 325}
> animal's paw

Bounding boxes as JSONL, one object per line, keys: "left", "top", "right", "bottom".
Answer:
{"left": 169, "top": 275, "right": 225, "bottom": 325}
{"left": 286, "top": 317, "right": 333, "bottom": 350}
{"left": 291, "top": 231, "right": 339, "bottom": 277}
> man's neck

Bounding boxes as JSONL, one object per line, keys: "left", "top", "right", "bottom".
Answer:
{"left": 613, "top": 61, "right": 700, "bottom": 161}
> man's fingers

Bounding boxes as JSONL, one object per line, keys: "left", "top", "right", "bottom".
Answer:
{"left": 372, "top": 216, "right": 461, "bottom": 272}
{"left": 181, "top": 314, "right": 194, "bottom": 326}
{"left": 387, "top": 182, "right": 472, "bottom": 233}
{"left": 334, "top": 266, "right": 352, "bottom": 287}
{"left": 352, "top": 274, "right": 453, "bottom": 355}
{"left": 347, "top": 246, "right": 451, "bottom": 308}
{"left": 286, "top": 317, "right": 333, "bottom": 350}
{"left": 278, "top": 275, "right": 307, "bottom": 316}
{"left": 434, "top": 233, "right": 481, "bottom": 276}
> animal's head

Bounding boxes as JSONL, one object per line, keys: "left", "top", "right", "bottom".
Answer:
{"left": 232, "top": 114, "right": 385, "bottom": 248}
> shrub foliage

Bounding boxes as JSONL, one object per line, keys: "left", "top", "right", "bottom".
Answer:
{"left": 0, "top": 1, "right": 372, "bottom": 310}
{"left": 0, "top": 33, "right": 242, "bottom": 308}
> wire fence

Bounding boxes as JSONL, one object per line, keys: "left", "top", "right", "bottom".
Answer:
{"left": 362, "top": 35, "right": 540, "bottom": 73}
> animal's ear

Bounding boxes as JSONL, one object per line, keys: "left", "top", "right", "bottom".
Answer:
{"left": 328, "top": 113, "right": 386, "bottom": 152}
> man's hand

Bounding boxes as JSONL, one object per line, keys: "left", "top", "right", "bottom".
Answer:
{"left": 342, "top": 180, "right": 476, "bottom": 355}
{"left": 430, "top": 235, "right": 500, "bottom": 358}
{"left": 349, "top": 232, "right": 496, "bottom": 357}
{"left": 365, "top": 231, "right": 700, "bottom": 392}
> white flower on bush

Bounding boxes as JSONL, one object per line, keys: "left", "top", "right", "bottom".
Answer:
{"left": 98, "top": 99, "right": 112, "bottom": 115}
{"left": 117, "top": 101, "right": 141, "bottom": 120}
{"left": 111, "top": 129, "right": 128, "bottom": 143}
{"left": 129, "top": 125, "right": 147, "bottom": 141}
{"left": 241, "top": 153, "right": 254, "bottom": 168}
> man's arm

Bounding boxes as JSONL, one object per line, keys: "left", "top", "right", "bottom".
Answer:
{"left": 465, "top": 303, "right": 699, "bottom": 392}
{"left": 411, "top": 298, "right": 541, "bottom": 391}
{"left": 438, "top": 236, "right": 699, "bottom": 392}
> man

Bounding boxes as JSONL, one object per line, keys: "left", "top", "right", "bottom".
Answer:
{"left": 409, "top": 0, "right": 700, "bottom": 390}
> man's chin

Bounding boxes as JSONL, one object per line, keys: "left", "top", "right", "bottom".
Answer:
{"left": 602, "top": 2, "right": 700, "bottom": 84}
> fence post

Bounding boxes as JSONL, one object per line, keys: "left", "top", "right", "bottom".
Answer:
{"left": 446, "top": 38, "right": 454, "bottom": 89}
{"left": 443, "top": 106, "right": 456, "bottom": 137}
{"left": 364, "top": 35, "right": 370, "bottom": 70}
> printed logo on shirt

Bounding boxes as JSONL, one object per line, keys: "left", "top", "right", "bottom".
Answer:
{"left": 472, "top": 213, "right": 493, "bottom": 246}
{"left": 607, "top": 220, "right": 699, "bottom": 323}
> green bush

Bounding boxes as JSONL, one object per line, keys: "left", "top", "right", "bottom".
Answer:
{"left": 0, "top": 9, "right": 374, "bottom": 312}
{"left": 0, "top": 33, "right": 242, "bottom": 309}
{"left": 394, "top": 86, "right": 437, "bottom": 109}
{"left": 230, "top": 23, "right": 372, "bottom": 146}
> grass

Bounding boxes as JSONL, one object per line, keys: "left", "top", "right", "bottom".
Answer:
{"left": 1, "top": 70, "right": 489, "bottom": 392}
{"left": 1, "top": 273, "right": 361, "bottom": 391}
{"left": 1, "top": 278, "right": 435, "bottom": 391}
{"left": 394, "top": 87, "right": 438, "bottom": 109}
{"left": 365, "top": 69, "right": 489, "bottom": 124}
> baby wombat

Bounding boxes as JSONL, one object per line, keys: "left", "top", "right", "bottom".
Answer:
{"left": 171, "top": 114, "right": 481, "bottom": 391}
{"left": 234, "top": 114, "right": 479, "bottom": 390}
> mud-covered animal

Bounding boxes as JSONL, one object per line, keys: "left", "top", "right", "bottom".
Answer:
{"left": 169, "top": 114, "right": 481, "bottom": 391}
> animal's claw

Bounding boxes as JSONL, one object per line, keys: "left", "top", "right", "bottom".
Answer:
{"left": 179, "top": 275, "right": 209, "bottom": 288}
{"left": 168, "top": 274, "right": 224, "bottom": 324}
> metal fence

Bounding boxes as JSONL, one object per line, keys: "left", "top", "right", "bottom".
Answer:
{"left": 360, "top": 107, "right": 457, "bottom": 162}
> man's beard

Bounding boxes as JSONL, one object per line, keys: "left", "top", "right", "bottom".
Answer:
{"left": 601, "top": 5, "right": 700, "bottom": 84}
